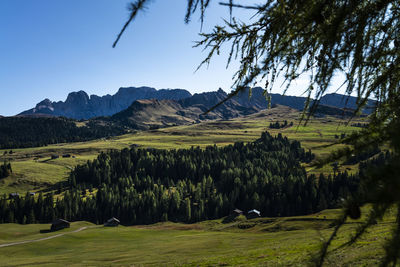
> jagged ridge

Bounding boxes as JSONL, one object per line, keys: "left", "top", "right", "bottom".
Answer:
{"left": 19, "top": 87, "right": 192, "bottom": 119}
{"left": 19, "top": 86, "right": 375, "bottom": 121}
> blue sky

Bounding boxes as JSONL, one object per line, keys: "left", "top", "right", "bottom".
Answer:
{"left": 0, "top": 1, "right": 327, "bottom": 116}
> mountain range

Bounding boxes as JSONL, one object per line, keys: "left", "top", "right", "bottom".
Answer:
{"left": 19, "top": 87, "right": 192, "bottom": 119}
{"left": 19, "top": 86, "right": 374, "bottom": 123}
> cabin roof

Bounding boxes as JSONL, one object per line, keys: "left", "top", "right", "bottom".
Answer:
{"left": 248, "top": 209, "right": 261, "bottom": 215}
{"left": 107, "top": 217, "right": 120, "bottom": 223}
{"left": 233, "top": 209, "right": 243, "bottom": 214}
{"left": 52, "top": 218, "right": 70, "bottom": 225}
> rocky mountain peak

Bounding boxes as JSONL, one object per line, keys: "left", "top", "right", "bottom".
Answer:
{"left": 37, "top": 98, "right": 52, "bottom": 106}
{"left": 65, "top": 90, "right": 90, "bottom": 106}
{"left": 217, "top": 88, "right": 226, "bottom": 94}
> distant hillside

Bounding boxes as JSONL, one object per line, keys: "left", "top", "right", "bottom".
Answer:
{"left": 313, "top": 104, "right": 356, "bottom": 117}
{"left": 108, "top": 99, "right": 195, "bottom": 130}
{"left": 106, "top": 91, "right": 260, "bottom": 130}
{"left": 179, "top": 88, "right": 259, "bottom": 120}
{"left": 236, "top": 87, "right": 375, "bottom": 113}
{"left": 318, "top": 93, "right": 375, "bottom": 114}
{"left": 19, "top": 87, "right": 192, "bottom": 119}
{"left": 234, "top": 88, "right": 307, "bottom": 110}
{"left": 0, "top": 117, "right": 125, "bottom": 149}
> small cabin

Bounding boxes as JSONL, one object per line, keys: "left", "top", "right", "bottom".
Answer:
{"left": 104, "top": 217, "right": 120, "bottom": 227}
{"left": 247, "top": 209, "right": 261, "bottom": 219}
{"left": 51, "top": 219, "right": 70, "bottom": 231}
{"left": 232, "top": 209, "right": 243, "bottom": 217}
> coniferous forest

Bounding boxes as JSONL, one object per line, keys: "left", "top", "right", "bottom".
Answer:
{"left": 0, "top": 117, "right": 126, "bottom": 149}
{"left": 0, "top": 132, "right": 364, "bottom": 225}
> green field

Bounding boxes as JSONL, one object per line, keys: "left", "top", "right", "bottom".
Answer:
{"left": 0, "top": 106, "right": 366, "bottom": 195}
{"left": 0, "top": 207, "right": 392, "bottom": 266}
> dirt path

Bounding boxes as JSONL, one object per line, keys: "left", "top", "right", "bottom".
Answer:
{"left": 0, "top": 226, "right": 88, "bottom": 248}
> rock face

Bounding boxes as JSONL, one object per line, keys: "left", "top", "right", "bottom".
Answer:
{"left": 19, "top": 87, "right": 192, "bottom": 119}
{"left": 234, "top": 87, "right": 308, "bottom": 110}
{"left": 178, "top": 88, "right": 259, "bottom": 120}
{"left": 19, "top": 86, "right": 375, "bottom": 120}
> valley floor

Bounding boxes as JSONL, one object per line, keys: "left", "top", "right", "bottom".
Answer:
{"left": 0, "top": 208, "right": 392, "bottom": 266}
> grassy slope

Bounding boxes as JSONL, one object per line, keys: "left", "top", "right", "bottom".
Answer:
{"left": 0, "top": 106, "right": 366, "bottom": 194}
{"left": 0, "top": 221, "right": 93, "bottom": 245}
{"left": 0, "top": 207, "right": 392, "bottom": 266}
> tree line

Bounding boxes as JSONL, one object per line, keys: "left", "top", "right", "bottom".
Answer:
{"left": 269, "top": 120, "right": 293, "bottom": 129}
{"left": 0, "top": 132, "right": 362, "bottom": 225}
{"left": 0, "top": 117, "right": 126, "bottom": 149}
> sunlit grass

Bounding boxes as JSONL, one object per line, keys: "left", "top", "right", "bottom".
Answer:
{"left": 0, "top": 207, "right": 391, "bottom": 266}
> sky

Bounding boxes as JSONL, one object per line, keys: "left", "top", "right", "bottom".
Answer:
{"left": 0, "top": 1, "right": 340, "bottom": 116}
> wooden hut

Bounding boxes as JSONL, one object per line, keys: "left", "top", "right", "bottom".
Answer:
{"left": 232, "top": 209, "right": 243, "bottom": 217}
{"left": 51, "top": 219, "right": 70, "bottom": 231}
{"left": 247, "top": 209, "right": 261, "bottom": 219}
{"left": 104, "top": 217, "right": 120, "bottom": 227}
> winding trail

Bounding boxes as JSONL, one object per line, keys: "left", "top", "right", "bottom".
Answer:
{"left": 0, "top": 226, "right": 88, "bottom": 248}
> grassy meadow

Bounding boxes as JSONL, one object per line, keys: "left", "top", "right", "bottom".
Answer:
{"left": 0, "top": 106, "right": 366, "bottom": 195}
{"left": 0, "top": 207, "right": 392, "bottom": 266}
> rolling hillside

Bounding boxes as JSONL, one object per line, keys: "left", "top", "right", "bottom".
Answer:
{"left": 108, "top": 99, "right": 196, "bottom": 129}
{"left": 0, "top": 207, "right": 392, "bottom": 266}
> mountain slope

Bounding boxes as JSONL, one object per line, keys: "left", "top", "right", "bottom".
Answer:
{"left": 234, "top": 87, "right": 308, "bottom": 110}
{"left": 318, "top": 93, "right": 375, "bottom": 113}
{"left": 109, "top": 99, "right": 195, "bottom": 130}
{"left": 19, "top": 87, "right": 192, "bottom": 119}
{"left": 235, "top": 87, "right": 376, "bottom": 112}
{"left": 179, "top": 88, "right": 260, "bottom": 120}
{"left": 107, "top": 90, "right": 261, "bottom": 130}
